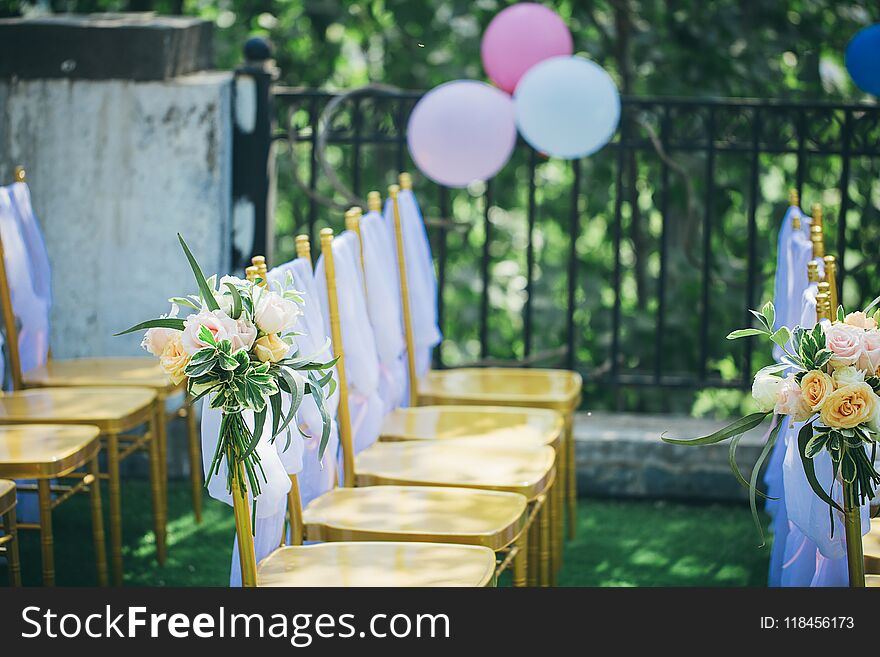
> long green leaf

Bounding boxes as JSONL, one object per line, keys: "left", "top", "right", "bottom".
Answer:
{"left": 797, "top": 421, "right": 844, "bottom": 513}
{"left": 178, "top": 233, "right": 220, "bottom": 311}
{"left": 729, "top": 429, "right": 774, "bottom": 500}
{"left": 224, "top": 281, "right": 243, "bottom": 319}
{"left": 662, "top": 411, "right": 770, "bottom": 446}
{"left": 727, "top": 328, "right": 767, "bottom": 340}
{"left": 748, "top": 418, "right": 782, "bottom": 547}
{"left": 241, "top": 407, "right": 267, "bottom": 461}
{"left": 114, "top": 317, "right": 185, "bottom": 336}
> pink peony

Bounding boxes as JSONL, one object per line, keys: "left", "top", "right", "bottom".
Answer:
{"left": 859, "top": 330, "right": 880, "bottom": 375}
{"left": 181, "top": 309, "right": 257, "bottom": 355}
{"left": 775, "top": 375, "right": 813, "bottom": 422}
{"left": 844, "top": 311, "right": 878, "bottom": 330}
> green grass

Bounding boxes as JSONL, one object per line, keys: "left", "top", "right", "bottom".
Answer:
{"left": 2, "top": 481, "right": 769, "bottom": 587}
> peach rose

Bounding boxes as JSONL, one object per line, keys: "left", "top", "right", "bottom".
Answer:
{"left": 845, "top": 311, "right": 878, "bottom": 330}
{"left": 775, "top": 375, "right": 813, "bottom": 422}
{"left": 859, "top": 330, "right": 880, "bottom": 375}
{"left": 141, "top": 304, "right": 180, "bottom": 356}
{"left": 801, "top": 370, "right": 834, "bottom": 411}
{"left": 159, "top": 333, "right": 190, "bottom": 385}
{"left": 819, "top": 382, "right": 878, "bottom": 429}
{"left": 825, "top": 323, "right": 862, "bottom": 369}
{"left": 253, "top": 333, "right": 290, "bottom": 363}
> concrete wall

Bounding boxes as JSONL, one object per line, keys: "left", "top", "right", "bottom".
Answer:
{"left": 0, "top": 71, "right": 233, "bottom": 357}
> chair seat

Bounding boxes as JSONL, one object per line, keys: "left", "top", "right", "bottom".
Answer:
{"left": 257, "top": 541, "right": 497, "bottom": 587}
{"left": 0, "top": 425, "right": 102, "bottom": 478}
{"left": 355, "top": 440, "right": 556, "bottom": 500}
{"left": 303, "top": 485, "right": 527, "bottom": 550}
{"left": 381, "top": 405, "right": 563, "bottom": 448}
{"left": 868, "top": 575, "right": 880, "bottom": 587}
{"left": 24, "top": 357, "right": 176, "bottom": 391}
{"left": 0, "top": 479, "right": 15, "bottom": 516}
{"left": 0, "top": 388, "right": 157, "bottom": 434}
{"left": 418, "top": 367, "right": 582, "bottom": 413}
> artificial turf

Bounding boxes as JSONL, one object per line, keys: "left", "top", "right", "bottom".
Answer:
{"left": 2, "top": 481, "right": 769, "bottom": 587}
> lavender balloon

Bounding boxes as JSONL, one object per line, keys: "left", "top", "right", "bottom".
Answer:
{"left": 407, "top": 80, "right": 517, "bottom": 188}
{"left": 481, "top": 3, "right": 573, "bottom": 94}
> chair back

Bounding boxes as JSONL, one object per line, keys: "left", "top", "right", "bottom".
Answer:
{"left": 317, "top": 229, "right": 357, "bottom": 487}
{"left": 388, "top": 184, "right": 420, "bottom": 405}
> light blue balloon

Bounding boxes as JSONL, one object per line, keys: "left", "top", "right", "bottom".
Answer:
{"left": 514, "top": 55, "right": 620, "bottom": 159}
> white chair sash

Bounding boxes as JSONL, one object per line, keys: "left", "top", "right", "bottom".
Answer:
{"left": 315, "top": 233, "right": 385, "bottom": 457}
{"left": 268, "top": 257, "right": 340, "bottom": 508}
{"left": 383, "top": 190, "right": 441, "bottom": 379}
{"left": 360, "top": 211, "right": 407, "bottom": 412}
{"left": 8, "top": 182, "right": 52, "bottom": 307}
{"left": 0, "top": 186, "right": 50, "bottom": 376}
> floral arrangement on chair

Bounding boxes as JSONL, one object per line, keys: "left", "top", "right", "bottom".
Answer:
{"left": 117, "top": 235, "right": 336, "bottom": 507}
{"left": 663, "top": 300, "right": 880, "bottom": 540}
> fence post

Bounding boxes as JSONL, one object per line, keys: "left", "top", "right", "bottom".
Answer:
{"left": 232, "top": 37, "right": 275, "bottom": 270}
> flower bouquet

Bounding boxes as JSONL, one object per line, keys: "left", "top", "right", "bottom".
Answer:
{"left": 663, "top": 300, "right": 880, "bottom": 546}
{"left": 117, "top": 235, "right": 337, "bottom": 508}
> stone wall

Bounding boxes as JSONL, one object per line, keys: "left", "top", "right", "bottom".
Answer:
{"left": 0, "top": 71, "right": 233, "bottom": 357}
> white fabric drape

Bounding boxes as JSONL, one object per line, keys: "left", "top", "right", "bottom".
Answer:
{"left": 360, "top": 210, "right": 407, "bottom": 412}
{"left": 315, "top": 232, "right": 384, "bottom": 458}
{"left": 267, "top": 258, "right": 340, "bottom": 509}
{"left": 383, "top": 190, "right": 441, "bottom": 383}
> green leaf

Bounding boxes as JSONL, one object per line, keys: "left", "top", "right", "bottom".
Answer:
{"left": 727, "top": 328, "right": 767, "bottom": 340}
{"left": 178, "top": 233, "right": 220, "bottom": 311}
{"left": 837, "top": 305, "right": 846, "bottom": 323}
{"left": 729, "top": 430, "right": 774, "bottom": 500}
{"left": 761, "top": 301, "right": 776, "bottom": 329}
{"left": 770, "top": 326, "right": 791, "bottom": 348}
{"left": 169, "top": 296, "right": 200, "bottom": 310}
{"left": 797, "top": 422, "right": 843, "bottom": 513}
{"left": 804, "top": 433, "right": 828, "bottom": 458}
{"left": 224, "top": 281, "right": 243, "bottom": 320}
{"left": 241, "top": 407, "right": 267, "bottom": 461}
{"left": 748, "top": 418, "right": 782, "bottom": 547}
{"left": 661, "top": 411, "right": 771, "bottom": 446}
{"left": 114, "top": 317, "right": 185, "bottom": 336}
{"left": 198, "top": 325, "right": 218, "bottom": 347}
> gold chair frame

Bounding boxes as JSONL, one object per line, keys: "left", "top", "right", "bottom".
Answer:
{"left": 0, "top": 478, "right": 22, "bottom": 586}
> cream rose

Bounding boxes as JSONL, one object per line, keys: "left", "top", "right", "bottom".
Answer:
{"left": 825, "top": 323, "right": 863, "bottom": 369}
{"left": 845, "top": 311, "right": 878, "bottom": 330}
{"left": 859, "top": 330, "right": 880, "bottom": 375}
{"left": 254, "top": 290, "right": 302, "bottom": 335}
{"left": 819, "top": 382, "right": 878, "bottom": 429}
{"left": 159, "top": 333, "right": 189, "bottom": 385}
{"left": 141, "top": 304, "right": 180, "bottom": 357}
{"left": 801, "top": 370, "right": 833, "bottom": 411}
{"left": 181, "top": 309, "right": 257, "bottom": 355}
{"left": 832, "top": 366, "right": 865, "bottom": 387}
{"left": 775, "top": 375, "right": 813, "bottom": 422}
{"left": 253, "top": 333, "right": 290, "bottom": 363}
{"left": 752, "top": 373, "right": 783, "bottom": 412}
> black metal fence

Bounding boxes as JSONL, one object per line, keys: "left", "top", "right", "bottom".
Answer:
{"left": 236, "top": 79, "right": 880, "bottom": 412}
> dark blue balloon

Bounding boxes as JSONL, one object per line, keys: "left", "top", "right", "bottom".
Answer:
{"left": 846, "top": 24, "right": 880, "bottom": 96}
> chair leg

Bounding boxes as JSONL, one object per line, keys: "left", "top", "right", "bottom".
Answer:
{"left": 37, "top": 479, "right": 54, "bottom": 586}
{"left": 566, "top": 418, "right": 577, "bottom": 539}
{"left": 185, "top": 397, "right": 203, "bottom": 523}
{"left": 539, "top": 495, "right": 551, "bottom": 587}
{"left": 512, "top": 528, "right": 528, "bottom": 587}
{"left": 526, "top": 507, "right": 539, "bottom": 587}
{"left": 3, "top": 505, "right": 21, "bottom": 587}
{"left": 548, "top": 478, "right": 559, "bottom": 586}
{"left": 105, "top": 433, "right": 124, "bottom": 586}
{"left": 155, "top": 397, "right": 169, "bottom": 520}
{"left": 147, "top": 413, "right": 167, "bottom": 566}
{"left": 88, "top": 456, "right": 109, "bottom": 587}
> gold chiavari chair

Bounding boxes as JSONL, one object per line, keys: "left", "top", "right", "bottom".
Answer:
{"left": 0, "top": 478, "right": 21, "bottom": 586}
{"left": 226, "top": 438, "right": 498, "bottom": 587}
{"left": 257, "top": 237, "right": 540, "bottom": 586}
{"left": 0, "top": 197, "right": 163, "bottom": 586}
{"left": 0, "top": 426, "right": 108, "bottom": 585}
{"left": 389, "top": 175, "right": 582, "bottom": 540}
{"left": 9, "top": 166, "right": 202, "bottom": 524}
{"left": 347, "top": 201, "right": 567, "bottom": 583}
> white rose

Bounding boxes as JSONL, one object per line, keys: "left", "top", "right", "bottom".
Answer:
{"left": 752, "top": 373, "right": 784, "bottom": 413}
{"left": 832, "top": 365, "right": 865, "bottom": 387}
{"left": 181, "top": 309, "right": 257, "bottom": 355}
{"left": 254, "top": 290, "right": 302, "bottom": 335}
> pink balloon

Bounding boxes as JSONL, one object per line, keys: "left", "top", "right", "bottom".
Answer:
{"left": 481, "top": 3, "right": 573, "bottom": 94}
{"left": 407, "top": 80, "right": 516, "bottom": 188}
